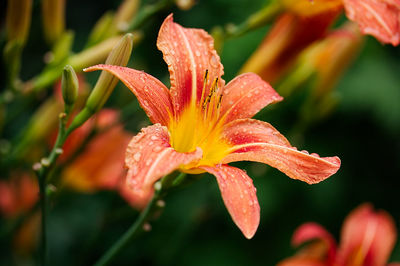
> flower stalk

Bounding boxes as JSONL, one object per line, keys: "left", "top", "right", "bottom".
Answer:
{"left": 30, "top": 33, "right": 133, "bottom": 265}
{"left": 224, "top": 0, "right": 282, "bottom": 39}
{"left": 94, "top": 173, "right": 186, "bottom": 266}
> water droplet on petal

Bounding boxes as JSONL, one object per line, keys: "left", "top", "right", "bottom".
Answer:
{"left": 133, "top": 152, "right": 141, "bottom": 161}
{"left": 131, "top": 165, "right": 138, "bottom": 176}
{"left": 210, "top": 54, "right": 219, "bottom": 68}
{"left": 153, "top": 146, "right": 162, "bottom": 152}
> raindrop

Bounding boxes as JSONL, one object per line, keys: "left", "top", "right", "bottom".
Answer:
{"left": 150, "top": 135, "right": 158, "bottom": 141}
{"left": 133, "top": 152, "right": 141, "bottom": 161}
{"left": 139, "top": 73, "right": 146, "bottom": 83}
{"left": 153, "top": 146, "right": 162, "bottom": 152}
{"left": 131, "top": 165, "right": 138, "bottom": 175}
{"left": 209, "top": 54, "right": 219, "bottom": 68}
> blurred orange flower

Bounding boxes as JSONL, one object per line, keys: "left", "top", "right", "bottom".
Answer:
{"left": 284, "top": 0, "right": 400, "bottom": 46}
{"left": 278, "top": 204, "right": 399, "bottom": 266}
{"left": 243, "top": 0, "right": 399, "bottom": 85}
{"left": 61, "top": 110, "right": 130, "bottom": 191}
{"left": 85, "top": 14, "right": 341, "bottom": 239}
{"left": 0, "top": 173, "right": 38, "bottom": 218}
{"left": 240, "top": 10, "right": 339, "bottom": 84}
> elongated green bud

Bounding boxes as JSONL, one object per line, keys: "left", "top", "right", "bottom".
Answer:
{"left": 42, "top": 0, "right": 66, "bottom": 45}
{"left": 85, "top": 33, "right": 133, "bottom": 112}
{"left": 6, "top": 0, "right": 33, "bottom": 45}
{"left": 70, "top": 32, "right": 141, "bottom": 71}
{"left": 61, "top": 65, "right": 79, "bottom": 109}
{"left": 67, "top": 33, "right": 133, "bottom": 132}
{"left": 114, "top": 0, "right": 140, "bottom": 32}
{"left": 50, "top": 31, "right": 75, "bottom": 66}
{"left": 175, "top": 0, "right": 195, "bottom": 10}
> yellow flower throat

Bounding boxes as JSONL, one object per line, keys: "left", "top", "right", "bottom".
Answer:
{"left": 169, "top": 70, "right": 230, "bottom": 170}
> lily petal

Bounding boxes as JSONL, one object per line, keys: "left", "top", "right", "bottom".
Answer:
{"left": 292, "top": 223, "right": 337, "bottom": 261}
{"left": 278, "top": 257, "right": 326, "bottom": 266}
{"left": 157, "top": 14, "right": 224, "bottom": 115}
{"left": 125, "top": 124, "right": 202, "bottom": 195}
{"left": 220, "top": 73, "right": 283, "bottom": 124}
{"left": 337, "top": 204, "right": 397, "bottom": 266}
{"left": 200, "top": 165, "right": 260, "bottom": 239}
{"left": 84, "top": 65, "right": 173, "bottom": 126}
{"left": 343, "top": 0, "right": 400, "bottom": 46}
{"left": 62, "top": 126, "right": 131, "bottom": 192}
{"left": 119, "top": 179, "right": 154, "bottom": 210}
{"left": 221, "top": 119, "right": 340, "bottom": 184}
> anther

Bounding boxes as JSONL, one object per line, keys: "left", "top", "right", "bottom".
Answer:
{"left": 203, "top": 69, "right": 209, "bottom": 83}
{"left": 217, "top": 94, "right": 223, "bottom": 109}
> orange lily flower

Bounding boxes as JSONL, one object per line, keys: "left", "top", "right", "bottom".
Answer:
{"left": 240, "top": 10, "right": 340, "bottom": 84}
{"left": 278, "top": 204, "right": 399, "bottom": 266}
{"left": 284, "top": 0, "right": 400, "bottom": 46}
{"left": 61, "top": 110, "right": 132, "bottom": 192}
{"left": 0, "top": 173, "right": 38, "bottom": 218}
{"left": 60, "top": 109, "right": 153, "bottom": 209}
{"left": 85, "top": 14, "right": 341, "bottom": 239}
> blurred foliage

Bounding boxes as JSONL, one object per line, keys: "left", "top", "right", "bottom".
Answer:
{"left": 0, "top": 0, "right": 399, "bottom": 265}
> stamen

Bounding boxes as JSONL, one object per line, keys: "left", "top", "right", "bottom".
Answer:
{"left": 217, "top": 94, "right": 223, "bottom": 109}
{"left": 200, "top": 69, "right": 209, "bottom": 110}
{"left": 203, "top": 69, "right": 209, "bottom": 82}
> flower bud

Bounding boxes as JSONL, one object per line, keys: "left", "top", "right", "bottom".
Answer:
{"left": 6, "top": 0, "right": 33, "bottom": 45}
{"left": 61, "top": 65, "right": 79, "bottom": 108}
{"left": 114, "top": 0, "right": 140, "bottom": 32}
{"left": 68, "top": 33, "right": 134, "bottom": 131}
{"left": 50, "top": 31, "right": 75, "bottom": 66}
{"left": 85, "top": 33, "right": 134, "bottom": 112}
{"left": 175, "top": 0, "right": 195, "bottom": 11}
{"left": 3, "top": 41, "right": 23, "bottom": 89}
{"left": 281, "top": 22, "right": 363, "bottom": 122}
{"left": 41, "top": 0, "right": 66, "bottom": 45}
{"left": 70, "top": 33, "right": 141, "bottom": 71}
{"left": 86, "top": 0, "right": 139, "bottom": 47}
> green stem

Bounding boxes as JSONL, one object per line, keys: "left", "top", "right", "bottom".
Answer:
{"left": 94, "top": 173, "right": 187, "bottom": 266}
{"left": 34, "top": 110, "right": 81, "bottom": 265}
{"left": 93, "top": 186, "right": 162, "bottom": 266}
{"left": 224, "top": 0, "right": 282, "bottom": 39}
{"left": 38, "top": 172, "right": 47, "bottom": 266}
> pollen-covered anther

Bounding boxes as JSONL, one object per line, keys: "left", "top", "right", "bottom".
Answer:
{"left": 202, "top": 76, "right": 221, "bottom": 116}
